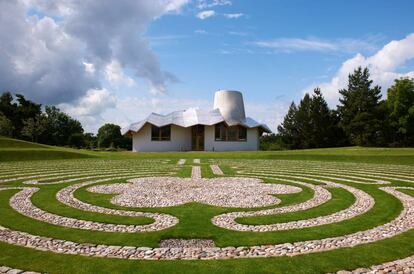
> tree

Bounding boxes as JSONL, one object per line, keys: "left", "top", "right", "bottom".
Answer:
{"left": 97, "top": 123, "right": 123, "bottom": 148}
{"left": 260, "top": 133, "right": 285, "bottom": 150}
{"left": 277, "top": 102, "right": 300, "bottom": 148}
{"left": 15, "top": 94, "right": 42, "bottom": 138}
{"left": 42, "top": 106, "right": 84, "bottom": 146}
{"left": 21, "top": 114, "right": 47, "bottom": 142}
{"left": 337, "top": 67, "right": 382, "bottom": 146}
{"left": 0, "top": 112, "right": 14, "bottom": 137}
{"left": 0, "top": 93, "right": 42, "bottom": 138}
{"left": 0, "top": 92, "right": 18, "bottom": 136}
{"left": 309, "top": 88, "right": 340, "bottom": 148}
{"left": 68, "top": 133, "right": 86, "bottom": 148}
{"left": 295, "top": 93, "right": 313, "bottom": 148}
{"left": 83, "top": 133, "right": 97, "bottom": 149}
{"left": 0, "top": 92, "right": 16, "bottom": 120}
{"left": 387, "top": 78, "right": 414, "bottom": 146}
{"left": 278, "top": 88, "right": 345, "bottom": 149}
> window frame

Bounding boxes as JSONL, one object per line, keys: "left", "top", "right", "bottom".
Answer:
{"left": 214, "top": 123, "right": 247, "bottom": 142}
{"left": 151, "top": 124, "right": 171, "bottom": 141}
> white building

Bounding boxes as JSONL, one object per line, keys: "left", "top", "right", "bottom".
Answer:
{"left": 123, "top": 90, "right": 271, "bottom": 152}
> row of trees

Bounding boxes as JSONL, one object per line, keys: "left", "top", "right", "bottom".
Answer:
{"left": 0, "top": 92, "right": 131, "bottom": 150}
{"left": 268, "top": 67, "right": 414, "bottom": 149}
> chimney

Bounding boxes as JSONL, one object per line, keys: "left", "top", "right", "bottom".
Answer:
{"left": 213, "top": 90, "right": 246, "bottom": 123}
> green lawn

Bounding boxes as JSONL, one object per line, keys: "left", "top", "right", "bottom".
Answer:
{"left": 0, "top": 136, "right": 413, "bottom": 273}
{"left": 2, "top": 136, "right": 414, "bottom": 165}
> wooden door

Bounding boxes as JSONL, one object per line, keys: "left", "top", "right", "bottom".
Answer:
{"left": 191, "top": 125, "right": 205, "bottom": 151}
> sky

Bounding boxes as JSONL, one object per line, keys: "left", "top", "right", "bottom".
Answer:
{"left": 1, "top": 0, "right": 414, "bottom": 133}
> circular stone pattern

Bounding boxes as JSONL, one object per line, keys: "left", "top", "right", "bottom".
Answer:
{"left": 87, "top": 177, "right": 302, "bottom": 208}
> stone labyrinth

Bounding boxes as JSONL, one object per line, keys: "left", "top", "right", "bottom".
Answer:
{"left": 0, "top": 158, "right": 413, "bottom": 273}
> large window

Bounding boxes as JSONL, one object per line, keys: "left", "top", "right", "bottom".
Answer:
{"left": 215, "top": 123, "right": 247, "bottom": 141}
{"left": 151, "top": 125, "right": 171, "bottom": 141}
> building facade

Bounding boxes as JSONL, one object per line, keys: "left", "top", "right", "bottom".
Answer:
{"left": 123, "top": 90, "right": 271, "bottom": 152}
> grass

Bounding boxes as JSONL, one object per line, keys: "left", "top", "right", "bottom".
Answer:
{"left": 236, "top": 187, "right": 355, "bottom": 225}
{"left": 0, "top": 137, "right": 413, "bottom": 273}
{"left": 2, "top": 136, "right": 414, "bottom": 165}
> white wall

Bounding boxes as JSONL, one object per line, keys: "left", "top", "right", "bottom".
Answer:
{"left": 204, "top": 125, "right": 259, "bottom": 151}
{"left": 132, "top": 124, "right": 191, "bottom": 152}
{"left": 132, "top": 124, "right": 259, "bottom": 152}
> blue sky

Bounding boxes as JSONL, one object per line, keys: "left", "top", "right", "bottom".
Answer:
{"left": 145, "top": 0, "right": 414, "bottom": 102}
{"left": 1, "top": 0, "right": 414, "bottom": 132}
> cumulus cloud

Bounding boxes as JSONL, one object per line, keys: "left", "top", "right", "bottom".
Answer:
{"left": 0, "top": 0, "right": 188, "bottom": 105}
{"left": 254, "top": 37, "right": 380, "bottom": 53}
{"left": 105, "top": 60, "right": 135, "bottom": 87}
{"left": 304, "top": 34, "right": 414, "bottom": 106}
{"left": 196, "top": 10, "right": 216, "bottom": 19}
{"left": 0, "top": 1, "right": 98, "bottom": 104}
{"left": 59, "top": 88, "right": 117, "bottom": 132}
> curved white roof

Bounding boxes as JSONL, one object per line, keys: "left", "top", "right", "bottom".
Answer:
{"left": 122, "top": 107, "right": 271, "bottom": 135}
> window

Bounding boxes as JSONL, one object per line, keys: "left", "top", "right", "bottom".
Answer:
{"left": 214, "top": 123, "right": 247, "bottom": 142}
{"left": 151, "top": 125, "right": 171, "bottom": 141}
{"left": 238, "top": 126, "right": 247, "bottom": 141}
{"left": 215, "top": 123, "right": 227, "bottom": 141}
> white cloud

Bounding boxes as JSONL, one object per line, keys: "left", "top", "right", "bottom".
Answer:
{"left": 304, "top": 33, "right": 414, "bottom": 106}
{"left": 196, "top": 10, "right": 216, "bottom": 19}
{"left": 103, "top": 96, "right": 212, "bottom": 132}
{"left": 59, "top": 88, "right": 117, "bottom": 132}
{"left": 196, "top": 0, "right": 231, "bottom": 9}
{"left": 223, "top": 13, "right": 244, "bottom": 19}
{"left": 105, "top": 60, "right": 135, "bottom": 87}
{"left": 254, "top": 37, "right": 380, "bottom": 53}
{"left": 164, "top": 0, "right": 190, "bottom": 13}
{"left": 245, "top": 100, "right": 290, "bottom": 133}
{"left": 0, "top": 0, "right": 189, "bottom": 105}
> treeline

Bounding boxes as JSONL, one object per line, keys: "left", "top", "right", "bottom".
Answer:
{"left": 0, "top": 92, "right": 131, "bottom": 150}
{"left": 261, "top": 67, "right": 414, "bottom": 150}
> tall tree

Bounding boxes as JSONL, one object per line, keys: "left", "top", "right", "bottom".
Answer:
{"left": 97, "top": 123, "right": 123, "bottom": 148}
{"left": 0, "top": 92, "right": 16, "bottom": 120}
{"left": 15, "top": 94, "right": 42, "bottom": 138}
{"left": 309, "top": 88, "right": 338, "bottom": 148}
{"left": 277, "top": 102, "right": 299, "bottom": 148}
{"left": 295, "top": 93, "right": 312, "bottom": 148}
{"left": 0, "top": 92, "right": 18, "bottom": 136}
{"left": 337, "top": 67, "right": 382, "bottom": 146}
{"left": 387, "top": 78, "right": 414, "bottom": 146}
{"left": 21, "top": 114, "right": 47, "bottom": 142}
{"left": 0, "top": 112, "right": 14, "bottom": 137}
{"left": 42, "top": 106, "right": 84, "bottom": 146}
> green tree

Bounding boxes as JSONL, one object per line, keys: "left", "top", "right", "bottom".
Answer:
{"left": 277, "top": 102, "right": 299, "bottom": 148}
{"left": 42, "top": 106, "right": 84, "bottom": 146}
{"left": 387, "top": 78, "right": 414, "bottom": 146}
{"left": 15, "top": 94, "right": 42, "bottom": 138}
{"left": 337, "top": 67, "right": 382, "bottom": 146}
{"left": 259, "top": 133, "right": 285, "bottom": 150}
{"left": 68, "top": 133, "right": 86, "bottom": 148}
{"left": 83, "top": 133, "right": 97, "bottom": 149}
{"left": 0, "top": 92, "right": 42, "bottom": 138}
{"left": 0, "top": 112, "right": 14, "bottom": 137}
{"left": 0, "top": 92, "right": 17, "bottom": 122}
{"left": 278, "top": 89, "right": 345, "bottom": 149}
{"left": 97, "top": 123, "right": 123, "bottom": 148}
{"left": 309, "top": 88, "right": 340, "bottom": 148}
{"left": 295, "top": 93, "right": 312, "bottom": 148}
{"left": 21, "top": 114, "right": 47, "bottom": 142}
